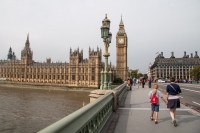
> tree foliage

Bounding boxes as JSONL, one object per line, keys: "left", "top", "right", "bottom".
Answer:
{"left": 137, "top": 73, "right": 143, "bottom": 78}
{"left": 129, "top": 70, "right": 138, "bottom": 79}
{"left": 113, "top": 78, "right": 123, "bottom": 84}
{"left": 190, "top": 65, "right": 200, "bottom": 80}
{"left": 128, "top": 70, "right": 146, "bottom": 79}
{"left": 143, "top": 74, "right": 148, "bottom": 80}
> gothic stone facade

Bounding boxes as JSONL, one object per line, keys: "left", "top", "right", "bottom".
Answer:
{"left": 116, "top": 17, "right": 128, "bottom": 81}
{"left": 0, "top": 35, "right": 105, "bottom": 88}
{"left": 150, "top": 51, "right": 200, "bottom": 81}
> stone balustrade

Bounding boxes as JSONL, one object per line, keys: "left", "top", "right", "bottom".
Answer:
{"left": 38, "top": 82, "right": 127, "bottom": 133}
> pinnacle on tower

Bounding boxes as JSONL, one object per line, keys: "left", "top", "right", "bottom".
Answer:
{"left": 25, "top": 33, "right": 30, "bottom": 47}
{"left": 27, "top": 33, "right": 29, "bottom": 40}
{"left": 118, "top": 15, "right": 126, "bottom": 34}
{"left": 9, "top": 47, "right": 12, "bottom": 52}
{"left": 119, "top": 15, "right": 124, "bottom": 26}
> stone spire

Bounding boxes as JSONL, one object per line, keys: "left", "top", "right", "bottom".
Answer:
{"left": 149, "top": 62, "right": 152, "bottom": 66}
{"left": 9, "top": 47, "right": 12, "bottom": 52}
{"left": 7, "top": 47, "right": 13, "bottom": 60}
{"left": 117, "top": 15, "right": 126, "bottom": 34}
{"left": 119, "top": 15, "right": 124, "bottom": 26}
{"left": 25, "top": 33, "right": 30, "bottom": 47}
{"left": 21, "top": 33, "right": 33, "bottom": 64}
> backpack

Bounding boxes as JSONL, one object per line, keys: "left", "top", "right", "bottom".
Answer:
{"left": 150, "top": 93, "right": 158, "bottom": 105}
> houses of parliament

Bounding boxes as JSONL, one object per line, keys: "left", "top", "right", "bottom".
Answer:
{"left": 0, "top": 18, "right": 128, "bottom": 88}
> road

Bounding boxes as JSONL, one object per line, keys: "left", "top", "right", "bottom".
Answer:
{"left": 155, "top": 83, "right": 200, "bottom": 111}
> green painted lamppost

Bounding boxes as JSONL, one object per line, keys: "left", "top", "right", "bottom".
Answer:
{"left": 100, "top": 14, "right": 112, "bottom": 90}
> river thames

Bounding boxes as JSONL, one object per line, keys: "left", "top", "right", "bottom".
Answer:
{"left": 0, "top": 86, "right": 90, "bottom": 133}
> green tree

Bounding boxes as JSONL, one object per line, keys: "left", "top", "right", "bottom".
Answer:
{"left": 137, "top": 73, "right": 143, "bottom": 78}
{"left": 143, "top": 74, "right": 148, "bottom": 80}
{"left": 128, "top": 72, "right": 131, "bottom": 78}
{"left": 131, "top": 70, "right": 138, "bottom": 79}
{"left": 128, "top": 70, "right": 138, "bottom": 79}
{"left": 113, "top": 78, "right": 124, "bottom": 84}
{"left": 190, "top": 65, "right": 200, "bottom": 80}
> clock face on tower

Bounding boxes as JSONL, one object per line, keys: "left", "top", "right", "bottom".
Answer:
{"left": 118, "top": 38, "right": 124, "bottom": 44}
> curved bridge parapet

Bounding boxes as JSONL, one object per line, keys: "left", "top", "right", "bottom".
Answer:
{"left": 38, "top": 82, "right": 127, "bottom": 133}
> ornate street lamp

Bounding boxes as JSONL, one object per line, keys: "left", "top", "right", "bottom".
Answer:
{"left": 100, "top": 14, "right": 112, "bottom": 90}
{"left": 108, "top": 32, "right": 112, "bottom": 43}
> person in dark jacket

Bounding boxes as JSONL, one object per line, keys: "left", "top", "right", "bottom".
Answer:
{"left": 166, "top": 77, "right": 182, "bottom": 127}
{"left": 142, "top": 78, "right": 145, "bottom": 88}
{"left": 148, "top": 77, "right": 152, "bottom": 88}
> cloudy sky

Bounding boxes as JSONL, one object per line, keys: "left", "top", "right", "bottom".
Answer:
{"left": 0, "top": 0, "right": 199, "bottom": 73}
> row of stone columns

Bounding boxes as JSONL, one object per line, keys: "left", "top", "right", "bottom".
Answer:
{"left": 158, "top": 66, "right": 193, "bottom": 79}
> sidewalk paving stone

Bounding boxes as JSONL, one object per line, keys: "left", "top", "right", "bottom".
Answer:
{"left": 114, "top": 85, "right": 200, "bottom": 133}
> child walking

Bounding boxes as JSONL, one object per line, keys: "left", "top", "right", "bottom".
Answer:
{"left": 148, "top": 84, "right": 167, "bottom": 124}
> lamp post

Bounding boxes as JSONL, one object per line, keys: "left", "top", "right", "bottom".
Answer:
{"left": 100, "top": 14, "right": 112, "bottom": 90}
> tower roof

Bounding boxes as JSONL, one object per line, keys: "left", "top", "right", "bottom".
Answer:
{"left": 9, "top": 47, "right": 12, "bottom": 52}
{"left": 117, "top": 16, "right": 126, "bottom": 35}
{"left": 25, "top": 33, "right": 30, "bottom": 47}
{"left": 119, "top": 16, "right": 124, "bottom": 26}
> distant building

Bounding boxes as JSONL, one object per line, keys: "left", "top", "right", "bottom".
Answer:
{"left": 150, "top": 51, "right": 200, "bottom": 81}
{"left": 0, "top": 34, "right": 117, "bottom": 88}
{"left": 147, "top": 63, "right": 152, "bottom": 78}
{"left": 0, "top": 17, "right": 130, "bottom": 87}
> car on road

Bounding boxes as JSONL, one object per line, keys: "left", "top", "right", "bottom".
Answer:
{"left": 165, "top": 79, "right": 170, "bottom": 83}
{"left": 158, "top": 79, "right": 165, "bottom": 83}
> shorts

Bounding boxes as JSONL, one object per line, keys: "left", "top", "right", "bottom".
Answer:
{"left": 151, "top": 104, "right": 159, "bottom": 112}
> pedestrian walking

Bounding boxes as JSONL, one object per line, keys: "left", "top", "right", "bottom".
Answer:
{"left": 142, "top": 78, "right": 145, "bottom": 88}
{"left": 137, "top": 78, "right": 140, "bottom": 88}
{"left": 148, "top": 77, "right": 152, "bottom": 88}
{"left": 133, "top": 78, "right": 136, "bottom": 86}
{"left": 149, "top": 84, "right": 168, "bottom": 124}
{"left": 130, "top": 78, "right": 133, "bottom": 90}
{"left": 166, "top": 77, "right": 182, "bottom": 127}
{"left": 127, "top": 78, "right": 132, "bottom": 91}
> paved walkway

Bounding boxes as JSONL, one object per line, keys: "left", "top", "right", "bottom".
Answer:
{"left": 114, "top": 84, "right": 200, "bottom": 133}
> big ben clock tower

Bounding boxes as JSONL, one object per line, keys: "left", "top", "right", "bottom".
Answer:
{"left": 116, "top": 16, "right": 127, "bottom": 81}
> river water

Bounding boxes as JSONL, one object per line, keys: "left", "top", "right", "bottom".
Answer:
{"left": 0, "top": 86, "right": 90, "bottom": 133}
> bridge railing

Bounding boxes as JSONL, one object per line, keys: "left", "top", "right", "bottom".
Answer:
{"left": 38, "top": 82, "right": 127, "bottom": 133}
{"left": 114, "top": 82, "right": 127, "bottom": 102}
